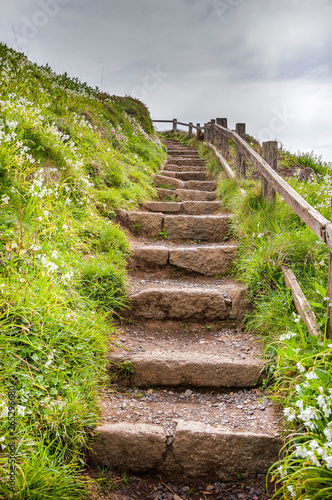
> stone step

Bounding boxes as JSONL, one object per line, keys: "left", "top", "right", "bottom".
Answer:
{"left": 168, "top": 158, "right": 206, "bottom": 167}
{"left": 164, "top": 214, "right": 230, "bottom": 241}
{"left": 163, "top": 165, "right": 206, "bottom": 172}
{"left": 176, "top": 189, "right": 217, "bottom": 201}
{"left": 144, "top": 201, "right": 221, "bottom": 215}
{"left": 167, "top": 150, "right": 200, "bottom": 155}
{"left": 186, "top": 180, "right": 217, "bottom": 191}
{"left": 128, "top": 242, "right": 237, "bottom": 276}
{"left": 153, "top": 174, "right": 185, "bottom": 190}
{"left": 116, "top": 211, "right": 231, "bottom": 240}
{"left": 157, "top": 188, "right": 217, "bottom": 202}
{"left": 123, "top": 276, "right": 248, "bottom": 321}
{"left": 108, "top": 325, "right": 264, "bottom": 388}
{"left": 93, "top": 389, "right": 281, "bottom": 480}
{"left": 160, "top": 171, "right": 208, "bottom": 181}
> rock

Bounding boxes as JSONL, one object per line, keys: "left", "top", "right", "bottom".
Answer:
{"left": 117, "top": 210, "right": 163, "bottom": 238}
{"left": 171, "top": 171, "right": 207, "bottom": 181}
{"left": 182, "top": 201, "right": 221, "bottom": 215}
{"left": 228, "top": 286, "right": 250, "bottom": 321}
{"left": 176, "top": 189, "right": 216, "bottom": 202}
{"left": 206, "top": 484, "right": 215, "bottom": 491}
{"left": 186, "top": 181, "right": 217, "bottom": 191}
{"left": 128, "top": 245, "right": 169, "bottom": 271}
{"left": 176, "top": 158, "right": 205, "bottom": 166}
{"left": 174, "top": 495, "right": 182, "bottom": 500}
{"left": 93, "top": 423, "right": 166, "bottom": 472}
{"left": 169, "top": 244, "right": 237, "bottom": 276}
{"left": 125, "top": 287, "right": 229, "bottom": 321}
{"left": 164, "top": 215, "right": 231, "bottom": 241}
{"left": 157, "top": 188, "right": 177, "bottom": 200}
{"left": 107, "top": 350, "right": 264, "bottom": 388}
{"left": 154, "top": 175, "right": 185, "bottom": 190}
{"left": 172, "top": 420, "right": 282, "bottom": 480}
{"left": 145, "top": 201, "right": 182, "bottom": 213}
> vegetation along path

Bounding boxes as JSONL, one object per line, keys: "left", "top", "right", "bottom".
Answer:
{"left": 91, "top": 140, "right": 283, "bottom": 498}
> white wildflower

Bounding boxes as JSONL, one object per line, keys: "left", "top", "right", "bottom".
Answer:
{"left": 279, "top": 332, "right": 297, "bottom": 341}
{"left": 305, "top": 371, "right": 318, "bottom": 380}
{"left": 287, "top": 484, "right": 296, "bottom": 497}
{"left": 1, "top": 195, "right": 9, "bottom": 204}
{"left": 17, "top": 405, "right": 25, "bottom": 417}
{"left": 296, "top": 361, "right": 305, "bottom": 373}
{"left": 283, "top": 407, "right": 296, "bottom": 421}
{"left": 45, "top": 349, "right": 56, "bottom": 369}
{"left": 0, "top": 405, "right": 8, "bottom": 418}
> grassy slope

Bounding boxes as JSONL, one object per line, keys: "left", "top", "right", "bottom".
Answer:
{"left": 163, "top": 131, "right": 332, "bottom": 500}
{"left": 0, "top": 44, "right": 166, "bottom": 498}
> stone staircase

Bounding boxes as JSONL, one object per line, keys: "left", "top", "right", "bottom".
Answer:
{"left": 93, "top": 140, "right": 281, "bottom": 483}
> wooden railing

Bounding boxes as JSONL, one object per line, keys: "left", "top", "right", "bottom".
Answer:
{"left": 153, "top": 117, "right": 332, "bottom": 339}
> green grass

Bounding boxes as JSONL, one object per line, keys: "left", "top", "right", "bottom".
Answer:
{"left": 217, "top": 159, "right": 332, "bottom": 499}
{"left": 0, "top": 43, "right": 166, "bottom": 498}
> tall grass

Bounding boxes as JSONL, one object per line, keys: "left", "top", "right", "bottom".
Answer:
{"left": 0, "top": 43, "right": 166, "bottom": 498}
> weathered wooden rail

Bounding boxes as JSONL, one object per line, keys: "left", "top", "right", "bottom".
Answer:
{"left": 153, "top": 117, "right": 332, "bottom": 339}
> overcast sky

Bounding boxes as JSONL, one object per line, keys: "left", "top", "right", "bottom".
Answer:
{"left": 1, "top": 0, "right": 332, "bottom": 162}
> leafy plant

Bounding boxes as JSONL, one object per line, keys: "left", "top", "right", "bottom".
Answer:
{"left": 158, "top": 227, "right": 168, "bottom": 239}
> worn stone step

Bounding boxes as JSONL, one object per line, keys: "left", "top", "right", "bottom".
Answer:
{"left": 93, "top": 389, "right": 281, "bottom": 479}
{"left": 128, "top": 243, "right": 237, "bottom": 275}
{"left": 116, "top": 212, "right": 231, "bottom": 239}
{"left": 156, "top": 188, "right": 180, "bottom": 200}
{"left": 153, "top": 174, "right": 185, "bottom": 190}
{"left": 108, "top": 325, "right": 264, "bottom": 388}
{"left": 157, "top": 188, "right": 217, "bottom": 202}
{"left": 186, "top": 180, "right": 217, "bottom": 191}
{"left": 179, "top": 159, "right": 206, "bottom": 166}
{"left": 163, "top": 165, "right": 206, "bottom": 172}
{"left": 168, "top": 154, "right": 200, "bottom": 159}
{"left": 116, "top": 210, "right": 163, "bottom": 238}
{"left": 123, "top": 276, "right": 247, "bottom": 321}
{"left": 145, "top": 201, "right": 182, "bottom": 213}
{"left": 167, "top": 150, "right": 200, "bottom": 154}
{"left": 160, "top": 171, "right": 208, "bottom": 181}
{"left": 175, "top": 189, "right": 217, "bottom": 201}
{"left": 164, "top": 214, "right": 231, "bottom": 241}
{"left": 144, "top": 201, "right": 221, "bottom": 215}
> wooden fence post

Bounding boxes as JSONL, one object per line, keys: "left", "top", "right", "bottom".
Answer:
{"left": 210, "top": 119, "right": 216, "bottom": 144}
{"left": 236, "top": 123, "right": 246, "bottom": 178}
{"left": 215, "top": 118, "right": 223, "bottom": 149}
{"left": 217, "top": 118, "right": 228, "bottom": 158}
{"left": 173, "top": 119, "right": 177, "bottom": 133}
{"left": 196, "top": 123, "right": 201, "bottom": 140}
{"left": 204, "top": 123, "right": 209, "bottom": 142}
{"left": 262, "top": 141, "right": 278, "bottom": 203}
{"left": 328, "top": 198, "right": 332, "bottom": 339}
{"left": 188, "top": 122, "right": 193, "bottom": 138}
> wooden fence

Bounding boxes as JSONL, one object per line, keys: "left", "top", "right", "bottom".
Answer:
{"left": 153, "top": 118, "right": 332, "bottom": 339}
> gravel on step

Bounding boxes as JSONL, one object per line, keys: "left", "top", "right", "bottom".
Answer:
{"left": 127, "top": 272, "right": 240, "bottom": 294}
{"left": 110, "top": 323, "right": 262, "bottom": 361}
{"left": 87, "top": 469, "right": 276, "bottom": 499}
{"left": 99, "top": 386, "right": 282, "bottom": 437}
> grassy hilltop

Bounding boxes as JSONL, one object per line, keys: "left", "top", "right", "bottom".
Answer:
{"left": 0, "top": 43, "right": 165, "bottom": 498}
